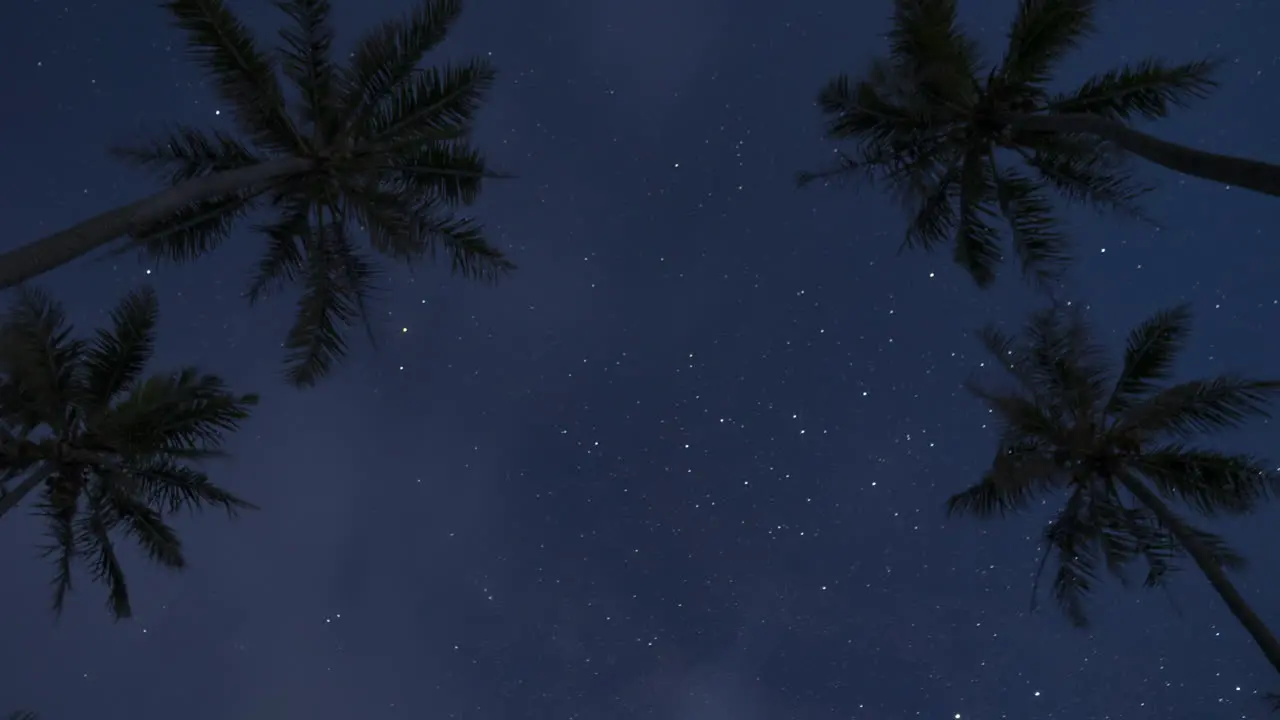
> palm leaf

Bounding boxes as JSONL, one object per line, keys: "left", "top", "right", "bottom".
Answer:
{"left": 77, "top": 491, "right": 134, "bottom": 618}
{"left": 247, "top": 200, "right": 311, "bottom": 303}
{"left": 1049, "top": 58, "right": 1220, "bottom": 121}
{"left": 952, "top": 146, "right": 1002, "bottom": 286}
{"left": 100, "top": 486, "right": 186, "bottom": 570}
{"left": 347, "top": 185, "right": 426, "bottom": 264}
{"left": 126, "top": 193, "right": 255, "bottom": 264}
{"left": 1042, "top": 490, "right": 1097, "bottom": 627}
{"left": 946, "top": 442, "right": 1059, "bottom": 517}
{"left": 387, "top": 141, "right": 495, "bottom": 206}
{"left": 274, "top": 0, "right": 339, "bottom": 136}
{"left": 283, "top": 224, "right": 379, "bottom": 387}
{"left": 127, "top": 457, "right": 256, "bottom": 515}
{"left": 366, "top": 59, "right": 496, "bottom": 148}
{"left": 100, "top": 368, "right": 259, "bottom": 455}
{"left": 902, "top": 163, "right": 961, "bottom": 253}
{"left": 339, "top": 0, "right": 464, "bottom": 134}
{"left": 1021, "top": 305, "right": 1111, "bottom": 417}
{"left": 37, "top": 478, "right": 79, "bottom": 616}
{"left": 416, "top": 211, "right": 513, "bottom": 282}
{"left": 1016, "top": 136, "right": 1155, "bottom": 223}
{"left": 0, "top": 288, "right": 83, "bottom": 433}
{"left": 966, "top": 379, "right": 1064, "bottom": 446}
{"left": 111, "top": 125, "right": 261, "bottom": 185}
{"left": 1001, "top": 0, "right": 1096, "bottom": 87}
{"left": 990, "top": 163, "right": 1070, "bottom": 285}
{"left": 1105, "top": 304, "right": 1192, "bottom": 414}
{"left": 886, "top": 0, "right": 981, "bottom": 107}
{"left": 83, "top": 286, "right": 160, "bottom": 411}
{"left": 163, "top": 0, "right": 301, "bottom": 152}
{"left": 1133, "top": 446, "right": 1278, "bottom": 516}
{"left": 1119, "top": 377, "right": 1280, "bottom": 438}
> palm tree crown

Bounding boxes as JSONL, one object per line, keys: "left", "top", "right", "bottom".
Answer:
{"left": 801, "top": 0, "right": 1218, "bottom": 287}
{"left": 948, "top": 303, "right": 1280, "bottom": 629}
{"left": 0, "top": 0, "right": 512, "bottom": 386}
{"left": 140, "top": 0, "right": 513, "bottom": 385}
{"left": 0, "top": 286, "right": 258, "bottom": 620}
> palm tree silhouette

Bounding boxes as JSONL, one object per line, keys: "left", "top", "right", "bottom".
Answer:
{"left": 0, "top": 0, "right": 512, "bottom": 385}
{"left": 0, "top": 286, "right": 258, "bottom": 620}
{"left": 801, "top": 0, "right": 1280, "bottom": 286}
{"left": 948, "top": 302, "right": 1280, "bottom": 674}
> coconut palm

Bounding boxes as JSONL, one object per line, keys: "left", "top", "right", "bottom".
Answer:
{"left": 947, "top": 303, "right": 1280, "bottom": 674}
{"left": 0, "top": 0, "right": 512, "bottom": 386}
{"left": 0, "top": 286, "right": 259, "bottom": 620}
{"left": 800, "top": 0, "right": 1280, "bottom": 287}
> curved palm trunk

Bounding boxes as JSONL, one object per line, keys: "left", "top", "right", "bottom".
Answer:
{"left": 1010, "top": 113, "right": 1280, "bottom": 199}
{"left": 0, "top": 157, "right": 313, "bottom": 290}
{"left": 1118, "top": 473, "right": 1280, "bottom": 675}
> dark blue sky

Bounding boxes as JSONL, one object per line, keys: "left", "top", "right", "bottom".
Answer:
{"left": 3, "top": 0, "right": 1279, "bottom": 718}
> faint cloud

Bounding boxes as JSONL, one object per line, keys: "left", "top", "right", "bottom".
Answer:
{"left": 565, "top": 0, "right": 729, "bottom": 129}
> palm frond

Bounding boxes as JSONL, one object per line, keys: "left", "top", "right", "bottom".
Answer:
{"left": 1104, "top": 502, "right": 1180, "bottom": 590}
{"left": 97, "top": 476, "right": 186, "bottom": 566}
{"left": 1105, "top": 304, "right": 1192, "bottom": 415}
{"left": 127, "top": 193, "right": 255, "bottom": 264}
{"left": 127, "top": 458, "right": 256, "bottom": 515}
{"left": 953, "top": 146, "right": 1002, "bottom": 286}
{"left": 1001, "top": 0, "right": 1096, "bottom": 87}
{"left": 0, "top": 288, "right": 83, "bottom": 433}
{"left": 110, "top": 125, "right": 260, "bottom": 185}
{"left": 946, "top": 442, "right": 1059, "bottom": 517}
{"left": 1119, "top": 377, "right": 1280, "bottom": 439}
{"left": 163, "top": 0, "right": 302, "bottom": 152}
{"left": 416, "top": 211, "right": 513, "bottom": 282}
{"left": 347, "top": 185, "right": 425, "bottom": 264}
{"left": 365, "top": 59, "right": 496, "bottom": 148}
{"left": 991, "top": 163, "right": 1069, "bottom": 285}
{"left": 76, "top": 491, "right": 134, "bottom": 619}
{"left": 1042, "top": 490, "right": 1097, "bottom": 627}
{"left": 386, "top": 141, "right": 494, "bottom": 206}
{"left": 902, "top": 163, "right": 961, "bottom": 253}
{"left": 887, "top": 0, "right": 981, "bottom": 108}
{"left": 83, "top": 286, "right": 160, "bottom": 411}
{"left": 1133, "top": 445, "right": 1279, "bottom": 516}
{"left": 965, "top": 379, "right": 1064, "bottom": 446}
{"left": 37, "top": 480, "right": 78, "bottom": 616}
{"left": 973, "top": 324, "right": 1041, "bottom": 394}
{"left": 100, "top": 368, "right": 259, "bottom": 456}
{"left": 1016, "top": 136, "right": 1156, "bottom": 223}
{"left": 795, "top": 150, "right": 865, "bottom": 189}
{"left": 1049, "top": 58, "right": 1220, "bottom": 121}
{"left": 339, "top": 0, "right": 464, "bottom": 134}
{"left": 274, "top": 0, "right": 339, "bottom": 137}
{"left": 1021, "top": 305, "right": 1111, "bottom": 417}
{"left": 283, "top": 224, "right": 380, "bottom": 387}
{"left": 247, "top": 201, "right": 311, "bottom": 303}
{"left": 100, "top": 486, "right": 186, "bottom": 570}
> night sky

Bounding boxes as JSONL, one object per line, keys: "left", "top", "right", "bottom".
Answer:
{"left": 3, "top": 0, "right": 1279, "bottom": 718}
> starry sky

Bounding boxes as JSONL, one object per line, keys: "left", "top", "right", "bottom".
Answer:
{"left": 2, "top": 0, "right": 1279, "bottom": 718}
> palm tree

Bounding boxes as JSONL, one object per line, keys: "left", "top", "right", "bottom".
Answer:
{"left": 800, "top": 0, "right": 1280, "bottom": 286}
{"left": 946, "top": 303, "right": 1280, "bottom": 674}
{"left": 0, "top": 0, "right": 513, "bottom": 386}
{"left": 0, "top": 286, "right": 259, "bottom": 620}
